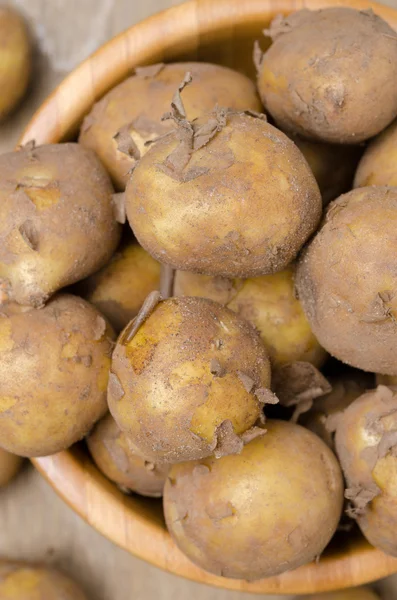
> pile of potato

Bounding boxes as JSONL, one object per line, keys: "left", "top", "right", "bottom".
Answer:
{"left": 1, "top": 4, "right": 397, "bottom": 586}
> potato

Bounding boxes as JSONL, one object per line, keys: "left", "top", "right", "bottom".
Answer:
{"left": 0, "top": 7, "right": 31, "bottom": 120}
{"left": 87, "top": 412, "right": 168, "bottom": 497}
{"left": 174, "top": 266, "right": 326, "bottom": 369}
{"left": 300, "top": 588, "right": 380, "bottom": 600}
{"left": 335, "top": 386, "right": 397, "bottom": 556}
{"left": 0, "top": 562, "right": 87, "bottom": 600}
{"left": 127, "top": 110, "right": 321, "bottom": 278}
{"left": 0, "top": 294, "right": 114, "bottom": 457}
{"left": 78, "top": 240, "right": 160, "bottom": 332}
{"left": 257, "top": 8, "right": 397, "bottom": 143}
{"left": 377, "top": 373, "right": 397, "bottom": 387}
{"left": 355, "top": 119, "right": 397, "bottom": 188}
{"left": 164, "top": 420, "right": 344, "bottom": 580}
{"left": 296, "top": 186, "right": 397, "bottom": 375}
{"left": 0, "top": 448, "right": 23, "bottom": 487}
{"left": 79, "top": 62, "right": 262, "bottom": 190}
{"left": 108, "top": 295, "right": 273, "bottom": 464}
{"left": 0, "top": 143, "right": 121, "bottom": 307}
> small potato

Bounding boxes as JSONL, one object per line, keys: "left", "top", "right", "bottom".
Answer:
{"left": 87, "top": 412, "right": 168, "bottom": 497}
{"left": 0, "top": 294, "right": 114, "bottom": 457}
{"left": 296, "top": 187, "right": 397, "bottom": 375}
{"left": 109, "top": 296, "right": 273, "bottom": 464}
{"left": 257, "top": 8, "right": 397, "bottom": 143}
{"left": 164, "top": 420, "right": 344, "bottom": 580}
{"left": 0, "top": 143, "right": 121, "bottom": 307}
{"left": 79, "top": 62, "right": 262, "bottom": 190}
{"left": 335, "top": 386, "right": 397, "bottom": 556}
{"left": 0, "top": 7, "right": 31, "bottom": 119}
{"left": 0, "top": 562, "right": 88, "bottom": 600}
{"left": 0, "top": 448, "right": 23, "bottom": 487}
{"left": 174, "top": 266, "right": 326, "bottom": 369}
{"left": 355, "top": 119, "right": 397, "bottom": 188}
{"left": 300, "top": 588, "right": 380, "bottom": 600}
{"left": 127, "top": 111, "right": 321, "bottom": 278}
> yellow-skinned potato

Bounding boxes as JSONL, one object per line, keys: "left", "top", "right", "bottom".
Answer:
{"left": 296, "top": 187, "right": 397, "bottom": 375}
{"left": 79, "top": 62, "right": 262, "bottom": 190}
{"left": 0, "top": 448, "right": 23, "bottom": 487}
{"left": 174, "top": 266, "right": 326, "bottom": 369}
{"left": 300, "top": 588, "right": 380, "bottom": 600}
{"left": 355, "top": 119, "right": 397, "bottom": 188}
{"left": 0, "top": 7, "right": 31, "bottom": 120}
{"left": 87, "top": 412, "right": 168, "bottom": 497}
{"left": 0, "top": 294, "right": 114, "bottom": 457}
{"left": 127, "top": 111, "right": 321, "bottom": 278}
{"left": 109, "top": 296, "right": 273, "bottom": 464}
{"left": 257, "top": 8, "right": 397, "bottom": 143}
{"left": 78, "top": 241, "right": 160, "bottom": 332}
{"left": 0, "top": 562, "right": 88, "bottom": 600}
{"left": 164, "top": 420, "right": 344, "bottom": 580}
{"left": 335, "top": 386, "right": 397, "bottom": 556}
{"left": 0, "top": 143, "right": 121, "bottom": 307}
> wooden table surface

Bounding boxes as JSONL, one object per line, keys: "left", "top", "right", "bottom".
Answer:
{"left": 1, "top": 1, "right": 397, "bottom": 598}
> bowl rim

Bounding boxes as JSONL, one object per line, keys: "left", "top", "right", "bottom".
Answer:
{"left": 23, "top": 0, "right": 397, "bottom": 593}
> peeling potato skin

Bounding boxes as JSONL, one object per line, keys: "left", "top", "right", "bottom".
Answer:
{"left": 0, "top": 447, "right": 23, "bottom": 487}
{"left": 258, "top": 8, "right": 397, "bottom": 144}
{"left": 174, "top": 266, "right": 326, "bottom": 369}
{"left": 78, "top": 62, "right": 262, "bottom": 191}
{"left": 78, "top": 241, "right": 161, "bottom": 333}
{"left": 296, "top": 187, "right": 397, "bottom": 375}
{"left": 300, "top": 588, "right": 380, "bottom": 600}
{"left": 164, "top": 420, "right": 344, "bottom": 581}
{"left": 127, "top": 113, "right": 321, "bottom": 278}
{"left": 354, "top": 118, "right": 397, "bottom": 188}
{"left": 87, "top": 412, "right": 168, "bottom": 497}
{"left": 108, "top": 297, "right": 271, "bottom": 464}
{"left": 0, "top": 562, "right": 88, "bottom": 600}
{"left": 0, "top": 294, "right": 115, "bottom": 457}
{"left": 335, "top": 386, "right": 397, "bottom": 556}
{"left": 0, "top": 7, "right": 31, "bottom": 120}
{"left": 0, "top": 143, "right": 121, "bottom": 307}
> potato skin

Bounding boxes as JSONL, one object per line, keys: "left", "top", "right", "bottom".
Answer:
{"left": 296, "top": 187, "right": 397, "bottom": 375}
{"left": 0, "top": 448, "right": 23, "bottom": 487}
{"left": 0, "top": 143, "right": 121, "bottom": 307}
{"left": 78, "top": 241, "right": 160, "bottom": 333}
{"left": 0, "top": 294, "right": 114, "bottom": 457}
{"left": 300, "top": 588, "right": 379, "bottom": 600}
{"left": 87, "top": 412, "right": 168, "bottom": 497}
{"left": 164, "top": 420, "right": 344, "bottom": 580}
{"left": 355, "top": 119, "right": 397, "bottom": 188}
{"left": 108, "top": 296, "right": 271, "bottom": 464}
{"left": 0, "top": 562, "right": 88, "bottom": 600}
{"left": 79, "top": 62, "right": 262, "bottom": 190}
{"left": 0, "top": 7, "right": 31, "bottom": 119}
{"left": 174, "top": 266, "right": 326, "bottom": 369}
{"left": 258, "top": 8, "right": 397, "bottom": 143}
{"left": 335, "top": 386, "right": 397, "bottom": 557}
{"left": 127, "top": 112, "right": 321, "bottom": 278}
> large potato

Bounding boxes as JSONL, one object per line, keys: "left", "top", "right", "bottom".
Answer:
{"left": 164, "top": 420, "right": 344, "bottom": 580}
{"left": 108, "top": 296, "right": 272, "bottom": 464}
{"left": 355, "top": 119, "right": 397, "bottom": 188}
{"left": 127, "top": 111, "right": 321, "bottom": 278}
{"left": 0, "top": 562, "right": 87, "bottom": 600}
{"left": 0, "top": 143, "right": 120, "bottom": 307}
{"left": 300, "top": 589, "right": 379, "bottom": 600}
{"left": 0, "top": 448, "right": 23, "bottom": 487}
{"left": 257, "top": 7, "right": 397, "bottom": 143}
{"left": 0, "top": 294, "right": 114, "bottom": 457}
{"left": 174, "top": 266, "right": 326, "bottom": 368}
{"left": 79, "top": 62, "right": 262, "bottom": 190}
{"left": 296, "top": 187, "right": 397, "bottom": 375}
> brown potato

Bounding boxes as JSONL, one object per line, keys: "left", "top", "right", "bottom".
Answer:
{"left": 355, "top": 118, "right": 397, "bottom": 188}
{"left": 0, "top": 562, "right": 88, "bottom": 600}
{"left": 0, "top": 143, "right": 121, "bottom": 307}
{"left": 164, "top": 420, "right": 344, "bottom": 580}
{"left": 108, "top": 296, "right": 272, "bottom": 464}
{"left": 296, "top": 186, "right": 397, "bottom": 375}
{"left": 79, "top": 62, "right": 262, "bottom": 190}
{"left": 0, "top": 7, "right": 31, "bottom": 119}
{"left": 78, "top": 241, "right": 160, "bottom": 332}
{"left": 300, "top": 588, "right": 380, "bottom": 600}
{"left": 126, "top": 111, "right": 321, "bottom": 278}
{"left": 0, "top": 448, "right": 23, "bottom": 487}
{"left": 174, "top": 266, "right": 326, "bottom": 369}
{"left": 0, "top": 294, "right": 114, "bottom": 457}
{"left": 87, "top": 412, "right": 168, "bottom": 497}
{"left": 257, "top": 8, "right": 397, "bottom": 143}
{"left": 335, "top": 386, "right": 397, "bottom": 556}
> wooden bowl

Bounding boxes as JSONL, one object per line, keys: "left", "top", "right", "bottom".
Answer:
{"left": 21, "top": 0, "right": 397, "bottom": 594}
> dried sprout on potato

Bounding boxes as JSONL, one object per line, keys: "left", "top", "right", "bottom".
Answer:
{"left": 0, "top": 448, "right": 23, "bottom": 487}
